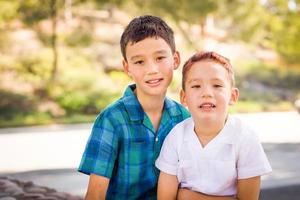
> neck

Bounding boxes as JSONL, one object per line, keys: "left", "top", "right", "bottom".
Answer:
{"left": 194, "top": 120, "right": 225, "bottom": 147}
{"left": 135, "top": 89, "right": 165, "bottom": 113}
{"left": 135, "top": 89, "right": 165, "bottom": 131}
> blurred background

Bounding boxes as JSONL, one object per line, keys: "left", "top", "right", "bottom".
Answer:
{"left": 0, "top": 0, "right": 300, "bottom": 199}
{"left": 0, "top": 0, "right": 299, "bottom": 127}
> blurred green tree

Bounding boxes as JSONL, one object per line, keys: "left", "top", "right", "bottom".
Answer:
{"left": 217, "top": 0, "right": 300, "bottom": 64}
{"left": 0, "top": 0, "right": 18, "bottom": 25}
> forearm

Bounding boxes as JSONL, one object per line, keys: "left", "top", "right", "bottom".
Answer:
{"left": 177, "top": 188, "right": 236, "bottom": 200}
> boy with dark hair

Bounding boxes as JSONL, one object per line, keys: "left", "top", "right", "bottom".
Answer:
{"left": 79, "top": 15, "right": 190, "bottom": 199}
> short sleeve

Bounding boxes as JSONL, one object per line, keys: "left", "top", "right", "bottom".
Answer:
{"left": 181, "top": 106, "right": 191, "bottom": 119}
{"left": 78, "top": 112, "right": 119, "bottom": 179}
{"left": 155, "top": 129, "right": 180, "bottom": 175}
{"left": 237, "top": 129, "right": 272, "bottom": 179}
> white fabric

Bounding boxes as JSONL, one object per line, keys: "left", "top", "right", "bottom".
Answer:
{"left": 155, "top": 116, "right": 272, "bottom": 196}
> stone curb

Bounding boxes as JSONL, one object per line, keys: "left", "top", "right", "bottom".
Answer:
{"left": 0, "top": 177, "right": 83, "bottom": 200}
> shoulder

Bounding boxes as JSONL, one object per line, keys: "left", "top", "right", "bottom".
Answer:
{"left": 165, "top": 97, "right": 190, "bottom": 118}
{"left": 173, "top": 117, "right": 194, "bottom": 131}
{"left": 228, "top": 116, "right": 257, "bottom": 136}
{"left": 228, "top": 116, "right": 260, "bottom": 145}
{"left": 166, "top": 117, "right": 193, "bottom": 141}
{"left": 93, "top": 98, "right": 127, "bottom": 127}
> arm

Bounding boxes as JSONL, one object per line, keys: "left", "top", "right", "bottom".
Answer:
{"left": 177, "top": 189, "right": 236, "bottom": 200}
{"left": 85, "top": 174, "right": 110, "bottom": 200}
{"left": 236, "top": 176, "right": 260, "bottom": 200}
{"left": 157, "top": 172, "right": 179, "bottom": 200}
{"left": 177, "top": 176, "right": 260, "bottom": 200}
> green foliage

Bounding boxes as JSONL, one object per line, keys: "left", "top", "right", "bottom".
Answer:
{"left": 217, "top": 0, "right": 300, "bottom": 64}
{"left": 54, "top": 88, "right": 120, "bottom": 114}
{"left": 126, "top": 0, "right": 216, "bottom": 24}
{"left": 0, "top": 0, "right": 19, "bottom": 25}
{"left": 235, "top": 62, "right": 300, "bottom": 105}
{"left": 18, "top": 0, "right": 64, "bottom": 25}
{"left": 1, "top": 0, "right": 300, "bottom": 127}
{"left": 0, "top": 111, "right": 52, "bottom": 128}
{"left": 0, "top": 30, "right": 11, "bottom": 51}
{"left": 108, "top": 71, "right": 131, "bottom": 88}
{"left": 35, "top": 28, "right": 53, "bottom": 46}
{"left": 0, "top": 90, "right": 36, "bottom": 115}
{"left": 47, "top": 65, "right": 123, "bottom": 114}
{"left": 237, "top": 63, "right": 300, "bottom": 90}
{"left": 274, "top": 12, "right": 300, "bottom": 63}
{"left": 64, "top": 25, "right": 93, "bottom": 47}
{"left": 15, "top": 50, "right": 53, "bottom": 83}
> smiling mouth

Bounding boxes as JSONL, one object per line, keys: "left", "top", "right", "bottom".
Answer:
{"left": 146, "top": 78, "right": 163, "bottom": 84}
{"left": 199, "top": 103, "right": 216, "bottom": 108}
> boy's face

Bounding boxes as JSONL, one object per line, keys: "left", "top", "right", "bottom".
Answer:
{"left": 180, "top": 60, "right": 239, "bottom": 124}
{"left": 123, "top": 37, "right": 180, "bottom": 98}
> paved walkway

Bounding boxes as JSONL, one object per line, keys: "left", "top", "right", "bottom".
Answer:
{"left": 0, "top": 111, "right": 299, "bottom": 199}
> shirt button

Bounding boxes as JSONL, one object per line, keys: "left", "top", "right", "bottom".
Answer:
{"left": 155, "top": 137, "right": 158, "bottom": 142}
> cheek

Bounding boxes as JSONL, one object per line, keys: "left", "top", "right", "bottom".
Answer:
{"left": 160, "top": 60, "right": 173, "bottom": 69}
{"left": 129, "top": 71, "right": 142, "bottom": 80}
{"left": 185, "top": 92, "right": 197, "bottom": 104}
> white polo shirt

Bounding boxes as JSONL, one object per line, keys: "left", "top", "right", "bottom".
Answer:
{"left": 155, "top": 116, "right": 272, "bottom": 196}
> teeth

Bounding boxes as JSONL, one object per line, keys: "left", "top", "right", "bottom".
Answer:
{"left": 200, "top": 103, "right": 215, "bottom": 108}
{"left": 147, "top": 79, "right": 161, "bottom": 84}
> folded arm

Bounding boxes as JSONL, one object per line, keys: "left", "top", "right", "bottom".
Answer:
{"left": 177, "top": 189, "right": 236, "bottom": 200}
{"left": 177, "top": 176, "right": 261, "bottom": 200}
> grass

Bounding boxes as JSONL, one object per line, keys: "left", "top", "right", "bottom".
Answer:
{"left": 0, "top": 112, "right": 97, "bottom": 128}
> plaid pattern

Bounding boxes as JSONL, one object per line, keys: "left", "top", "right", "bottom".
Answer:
{"left": 79, "top": 84, "right": 190, "bottom": 199}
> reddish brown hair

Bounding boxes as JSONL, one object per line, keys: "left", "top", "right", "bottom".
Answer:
{"left": 182, "top": 51, "right": 235, "bottom": 90}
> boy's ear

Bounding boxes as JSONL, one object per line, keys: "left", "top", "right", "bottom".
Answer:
{"left": 229, "top": 87, "right": 239, "bottom": 105}
{"left": 173, "top": 51, "right": 180, "bottom": 70}
{"left": 122, "top": 60, "right": 131, "bottom": 76}
{"left": 180, "top": 89, "right": 188, "bottom": 106}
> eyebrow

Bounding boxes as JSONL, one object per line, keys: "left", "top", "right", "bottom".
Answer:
{"left": 130, "top": 55, "right": 143, "bottom": 62}
{"left": 187, "top": 78, "right": 225, "bottom": 83}
{"left": 155, "top": 50, "right": 168, "bottom": 55}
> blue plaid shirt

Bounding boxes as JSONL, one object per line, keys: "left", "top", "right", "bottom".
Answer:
{"left": 79, "top": 84, "right": 190, "bottom": 199}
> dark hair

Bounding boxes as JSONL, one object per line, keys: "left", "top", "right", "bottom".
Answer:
{"left": 182, "top": 51, "right": 235, "bottom": 90}
{"left": 120, "top": 15, "right": 175, "bottom": 61}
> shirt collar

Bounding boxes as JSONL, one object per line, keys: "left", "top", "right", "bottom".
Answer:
{"left": 184, "top": 116, "right": 235, "bottom": 144}
{"left": 122, "top": 84, "right": 183, "bottom": 122}
{"left": 122, "top": 84, "right": 144, "bottom": 121}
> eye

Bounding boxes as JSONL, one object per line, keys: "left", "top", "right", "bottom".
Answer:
{"left": 191, "top": 85, "right": 201, "bottom": 88}
{"left": 156, "top": 56, "right": 166, "bottom": 61}
{"left": 134, "top": 60, "right": 144, "bottom": 65}
{"left": 213, "top": 84, "right": 223, "bottom": 88}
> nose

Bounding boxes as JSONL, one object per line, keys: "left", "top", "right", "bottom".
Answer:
{"left": 201, "top": 86, "right": 213, "bottom": 98}
{"left": 147, "top": 61, "right": 159, "bottom": 74}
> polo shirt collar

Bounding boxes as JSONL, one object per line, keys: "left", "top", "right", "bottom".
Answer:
{"left": 122, "top": 84, "right": 144, "bottom": 121}
{"left": 122, "top": 84, "right": 183, "bottom": 122}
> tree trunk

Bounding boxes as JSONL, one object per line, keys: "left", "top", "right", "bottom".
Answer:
{"left": 50, "top": 0, "right": 58, "bottom": 82}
